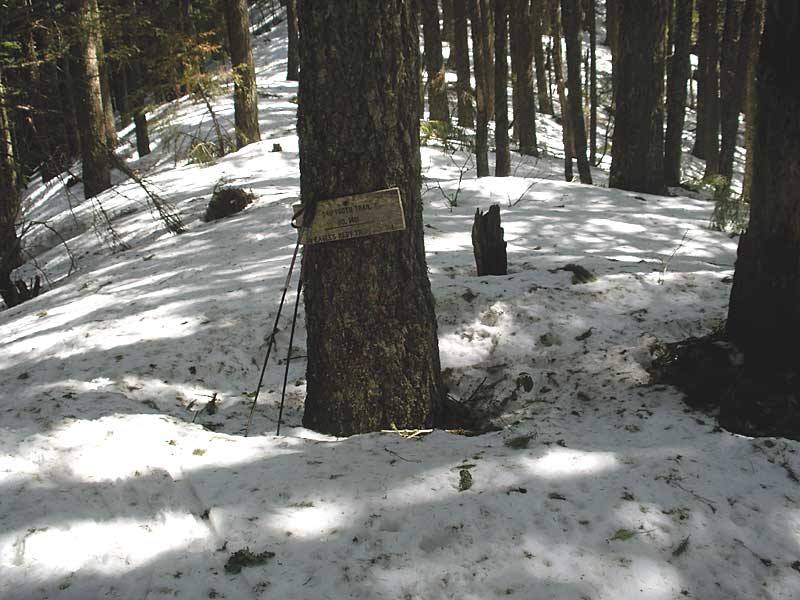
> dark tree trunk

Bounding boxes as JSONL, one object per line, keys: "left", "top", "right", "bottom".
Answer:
{"left": 605, "top": 0, "right": 619, "bottom": 99}
{"left": 25, "top": 19, "right": 60, "bottom": 182}
{"left": 483, "top": 0, "right": 496, "bottom": 118}
{"left": 727, "top": 1, "right": 800, "bottom": 372}
{"left": 719, "top": 0, "right": 753, "bottom": 181}
{"left": 531, "top": 0, "right": 553, "bottom": 115}
{"left": 471, "top": 0, "right": 491, "bottom": 176}
{"left": 549, "top": 0, "right": 572, "bottom": 181}
{"left": 472, "top": 205, "right": 508, "bottom": 275}
{"left": 68, "top": 0, "right": 111, "bottom": 199}
{"left": 99, "top": 58, "right": 117, "bottom": 149}
{"left": 297, "top": 1, "right": 444, "bottom": 436}
{"left": 741, "top": 0, "right": 764, "bottom": 204}
{"left": 509, "top": 0, "right": 539, "bottom": 155}
{"left": 453, "top": 0, "right": 475, "bottom": 127}
{"left": 609, "top": 0, "right": 668, "bottom": 194}
{"left": 117, "top": 66, "right": 131, "bottom": 128}
{"left": 442, "top": 0, "right": 456, "bottom": 45}
{"left": 664, "top": 0, "right": 693, "bottom": 186}
{"left": 0, "top": 70, "right": 22, "bottom": 308}
{"left": 561, "top": 0, "right": 592, "bottom": 183}
{"left": 286, "top": 0, "right": 299, "bottom": 81}
{"left": 494, "top": 0, "right": 510, "bottom": 175}
{"left": 223, "top": 0, "right": 261, "bottom": 149}
{"left": 421, "top": 0, "right": 450, "bottom": 121}
{"left": 588, "top": 0, "right": 597, "bottom": 164}
{"left": 134, "top": 111, "right": 151, "bottom": 157}
{"left": 692, "top": 0, "right": 721, "bottom": 175}
{"left": 58, "top": 54, "right": 82, "bottom": 160}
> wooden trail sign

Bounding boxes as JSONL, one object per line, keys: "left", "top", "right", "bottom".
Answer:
{"left": 293, "top": 187, "right": 406, "bottom": 245}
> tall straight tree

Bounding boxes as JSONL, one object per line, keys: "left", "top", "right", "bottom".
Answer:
{"left": 692, "top": 0, "right": 721, "bottom": 175}
{"left": 664, "top": 0, "right": 693, "bottom": 186}
{"left": 741, "top": 0, "right": 764, "bottom": 203}
{"left": 509, "top": 0, "right": 539, "bottom": 155}
{"left": 560, "top": 0, "right": 592, "bottom": 183}
{"left": 726, "top": 0, "right": 800, "bottom": 386}
{"left": 531, "top": 0, "right": 552, "bottom": 114}
{"left": 421, "top": 0, "right": 450, "bottom": 121}
{"left": 608, "top": 0, "right": 668, "bottom": 194}
{"left": 470, "top": 0, "right": 491, "bottom": 176}
{"left": 286, "top": 0, "right": 299, "bottom": 81}
{"left": 223, "top": 0, "right": 261, "bottom": 149}
{"left": 68, "top": 0, "right": 111, "bottom": 199}
{"left": 453, "top": 0, "right": 474, "bottom": 127}
{"left": 587, "top": 0, "right": 597, "bottom": 164}
{"left": 494, "top": 0, "right": 510, "bottom": 176}
{"left": 719, "top": 0, "right": 757, "bottom": 181}
{"left": 0, "top": 69, "right": 22, "bottom": 308}
{"left": 549, "top": 0, "right": 572, "bottom": 181}
{"left": 297, "top": 1, "right": 444, "bottom": 436}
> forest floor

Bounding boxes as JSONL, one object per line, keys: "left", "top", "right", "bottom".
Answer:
{"left": 1, "top": 14, "right": 799, "bottom": 600}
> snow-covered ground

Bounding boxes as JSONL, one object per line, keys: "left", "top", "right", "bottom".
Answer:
{"left": 2, "top": 15, "right": 799, "bottom": 600}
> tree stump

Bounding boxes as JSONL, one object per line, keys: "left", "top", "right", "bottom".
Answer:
{"left": 472, "top": 204, "right": 507, "bottom": 276}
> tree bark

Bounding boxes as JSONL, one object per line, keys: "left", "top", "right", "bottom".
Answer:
{"left": 297, "top": 1, "right": 444, "bottom": 436}
{"left": 99, "top": 57, "right": 117, "bottom": 150}
{"left": 561, "top": 0, "right": 592, "bottom": 183}
{"left": 453, "top": 0, "right": 475, "bottom": 127}
{"left": 608, "top": 0, "right": 668, "bottom": 194}
{"left": 718, "top": 0, "right": 752, "bottom": 181}
{"left": 286, "top": 0, "right": 299, "bottom": 81}
{"left": 693, "top": 0, "right": 721, "bottom": 175}
{"left": 727, "top": 0, "right": 800, "bottom": 371}
{"left": 741, "top": 0, "right": 764, "bottom": 204}
{"left": 494, "top": 0, "right": 510, "bottom": 175}
{"left": 442, "top": 0, "right": 456, "bottom": 45}
{"left": 471, "top": 0, "right": 491, "bottom": 176}
{"left": 421, "top": 0, "right": 451, "bottom": 121}
{"left": 549, "top": 0, "right": 572, "bottom": 181}
{"left": 531, "top": 0, "right": 553, "bottom": 115}
{"left": 664, "top": 0, "right": 693, "bottom": 186}
{"left": 509, "top": 0, "right": 539, "bottom": 155}
{"left": 0, "top": 70, "right": 22, "bottom": 308}
{"left": 68, "top": 0, "right": 111, "bottom": 199}
{"left": 223, "top": 0, "right": 261, "bottom": 149}
{"left": 588, "top": 0, "right": 597, "bottom": 164}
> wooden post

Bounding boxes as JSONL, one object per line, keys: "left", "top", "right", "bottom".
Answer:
{"left": 472, "top": 204, "right": 507, "bottom": 276}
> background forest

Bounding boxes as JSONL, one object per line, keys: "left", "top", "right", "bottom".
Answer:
{"left": 1, "top": 1, "right": 799, "bottom": 599}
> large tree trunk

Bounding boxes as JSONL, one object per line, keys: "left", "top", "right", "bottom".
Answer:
{"left": 509, "top": 0, "right": 539, "bottom": 155}
{"left": 223, "top": 0, "right": 261, "bottom": 149}
{"left": 692, "top": 0, "right": 721, "bottom": 175}
{"left": 726, "top": 1, "right": 800, "bottom": 369}
{"left": 453, "top": 0, "right": 475, "bottom": 127}
{"left": 608, "top": 0, "right": 668, "bottom": 194}
{"left": 664, "top": 0, "right": 693, "bottom": 186}
{"left": 421, "top": 0, "right": 450, "bottom": 121}
{"left": 471, "top": 0, "right": 491, "bottom": 176}
{"left": 494, "top": 0, "right": 510, "bottom": 176}
{"left": 68, "top": 0, "right": 111, "bottom": 199}
{"left": 297, "top": 1, "right": 444, "bottom": 436}
{"left": 286, "top": 0, "right": 299, "bottom": 81}
{"left": 531, "top": 0, "right": 553, "bottom": 115}
{"left": 560, "top": 0, "right": 592, "bottom": 183}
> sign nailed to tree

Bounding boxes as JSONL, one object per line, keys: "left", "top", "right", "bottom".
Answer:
{"left": 293, "top": 187, "right": 406, "bottom": 245}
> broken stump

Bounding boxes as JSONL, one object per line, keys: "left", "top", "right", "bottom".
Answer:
{"left": 472, "top": 204, "right": 507, "bottom": 276}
